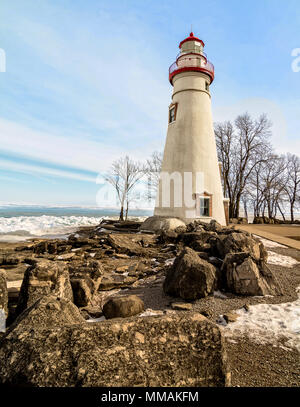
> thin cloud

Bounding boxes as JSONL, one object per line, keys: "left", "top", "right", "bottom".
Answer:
{"left": 0, "top": 158, "right": 97, "bottom": 183}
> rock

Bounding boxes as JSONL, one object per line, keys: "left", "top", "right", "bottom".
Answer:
{"left": 222, "top": 251, "right": 249, "bottom": 267}
{"left": 163, "top": 247, "right": 217, "bottom": 300}
{"left": 174, "top": 225, "right": 187, "bottom": 234}
{"left": 225, "top": 256, "right": 282, "bottom": 296}
{"left": 229, "top": 218, "right": 239, "bottom": 224}
{"left": 197, "top": 251, "right": 210, "bottom": 261}
{"left": 8, "top": 295, "right": 84, "bottom": 333}
{"left": 140, "top": 216, "right": 186, "bottom": 233}
{"left": 229, "top": 217, "right": 248, "bottom": 225}
{"left": 207, "top": 219, "right": 223, "bottom": 232}
{"left": 181, "top": 231, "right": 216, "bottom": 247}
{"left": 68, "top": 237, "right": 99, "bottom": 249}
{"left": 0, "top": 270, "right": 8, "bottom": 318}
{"left": 223, "top": 312, "right": 238, "bottom": 323}
{"left": 157, "top": 230, "right": 178, "bottom": 243}
{"left": 56, "top": 253, "right": 76, "bottom": 261}
{"left": 33, "top": 240, "right": 61, "bottom": 255}
{"left": 14, "top": 243, "right": 35, "bottom": 251}
{"left": 0, "top": 254, "right": 20, "bottom": 266}
{"left": 107, "top": 234, "right": 145, "bottom": 256}
{"left": 80, "top": 306, "right": 103, "bottom": 319}
{"left": 103, "top": 295, "right": 144, "bottom": 318}
{"left": 68, "top": 260, "right": 103, "bottom": 307}
{"left": 218, "top": 232, "right": 263, "bottom": 261}
{"left": 114, "top": 221, "right": 142, "bottom": 230}
{"left": 0, "top": 312, "right": 230, "bottom": 387}
{"left": 16, "top": 259, "right": 73, "bottom": 316}
{"left": 171, "top": 302, "right": 193, "bottom": 311}
{"left": 190, "top": 240, "right": 211, "bottom": 252}
{"left": 253, "top": 216, "right": 264, "bottom": 224}
{"left": 243, "top": 303, "right": 250, "bottom": 312}
{"left": 114, "top": 253, "right": 130, "bottom": 259}
{"left": 115, "top": 265, "right": 129, "bottom": 273}
{"left": 99, "top": 274, "right": 138, "bottom": 291}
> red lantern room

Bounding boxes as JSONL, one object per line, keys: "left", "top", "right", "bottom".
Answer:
{"left": 169, "top": 32, "right": 214, "bottom": 85}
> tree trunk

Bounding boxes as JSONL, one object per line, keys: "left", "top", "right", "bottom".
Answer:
{"left": 276, "top": 204, "right": 285, "bottom": 221}
{"left": 243, "top": 200, "right": 248, "bottom": 220}
{"left": 125, "top": 201, "right": 129, "bottom": 220}
{"left": 234, "top": 199, "right": 240, "bottom": 218}
{"left": 229, "top": 203, "right": 235, "bottom": 219}
{"left": 119, "top": 206, "right": 124, "bottom": 221}
{"left": 290, "top": 203, "right": 294, "bottom": 222}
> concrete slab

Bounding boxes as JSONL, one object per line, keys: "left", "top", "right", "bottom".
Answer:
{"left": 234, "top": 224, "right": 300, "bottom": 250}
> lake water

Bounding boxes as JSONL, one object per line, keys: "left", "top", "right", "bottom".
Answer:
{"left": 0, "top": 205, "right": 152, "bottom": 242}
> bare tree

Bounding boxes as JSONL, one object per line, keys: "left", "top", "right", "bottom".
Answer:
{"left": 105, "top": 156, "right": 144, "bottom": 221}
{"left": 284, "top": 153, "right": 300, "bottom": 222}
{"left": 214, "top": 121, "right": 233, "bottom": 199}
{"left": 215, "top": 112, "right": 272, "bottom": 218}
{"left": 144, "top": 151, "right": 163, "bottom": 202}
{"left": 260, "top": 154, "right": 286, "bottom": 219}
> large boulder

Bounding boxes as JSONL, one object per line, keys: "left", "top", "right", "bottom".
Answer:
{"left": 164, "top": 247, "right": 216, "bottom": 300}
{"left": 0, "top": 312, "right": 230, "bottom": 387}
{"left": 216, "top": 232, "right": 265, "bottom": 261}
{"left": 181, "top": 231, "right": 216, "bottom": 247}
{"left": 103, "top": 295, "right": 144, "bottom": 319}
{"left": 68, "top": 260, "right": 103, "bottom": 307}
{"left": 16, "top": 259, "right": 73, "bottom": 316}
{"left": 141, "top": 216, "right": 186, "bottom": 233}
{"left": 7, "top": 295, "right": 85, "bottom": 334}
{"left": 222, "top": 253, "right": 282, "bottom": 296}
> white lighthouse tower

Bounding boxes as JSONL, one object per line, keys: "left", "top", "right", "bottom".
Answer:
{"left": 154, "top": 32, "right": 228, "bottom": 226}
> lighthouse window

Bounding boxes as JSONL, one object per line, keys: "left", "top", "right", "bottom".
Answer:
{"left": 169, "top": 107, "right": 176, "bottom": 123}
{"left": 200, "top": 197, "right": 210, "bottom": 217}
{"left": 169, "top": 103, "right": 177, "bottom": 123}
{"left": 205, "top": 82, "right": 209, "bottom": 92}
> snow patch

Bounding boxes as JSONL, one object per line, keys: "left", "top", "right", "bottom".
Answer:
{"left": 0, "top": 215, "right": 102, "bottom": 239}
{"left": 165, "top": 257, "right": 176, "bottom": 266}
{"left": 254, "top": 235, "right": 286, "bottom": 248}
{"left": 267, "top": 251, "right": 299, "bottom": 268}
{"left": 86, "top": 316, "right": 106, "bottom": 323}
{"left": 139, "top": 309, "right": 164, "bottom": 317}
{"left": 223, "top": 287, "right": 300, "bottom": 351}
{"left": 214, "top": 290, "right": 229, "bottom": 299}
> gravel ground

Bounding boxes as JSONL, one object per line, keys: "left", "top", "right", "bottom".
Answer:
{"left": 226, "top": 338, "right": 300, "bottom": 387}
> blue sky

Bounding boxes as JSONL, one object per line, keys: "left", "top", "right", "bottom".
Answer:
{"left": 0, "top": 0, "right": 299, "bottom": 206}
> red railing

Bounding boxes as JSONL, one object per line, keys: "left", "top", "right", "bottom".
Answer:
{"left": 169, "top": 54, "right": 214, "bottom": 84}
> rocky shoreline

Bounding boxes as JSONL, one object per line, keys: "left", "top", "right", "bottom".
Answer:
{"left": 0, "top": 218, "right": 299, "bottom": 386}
